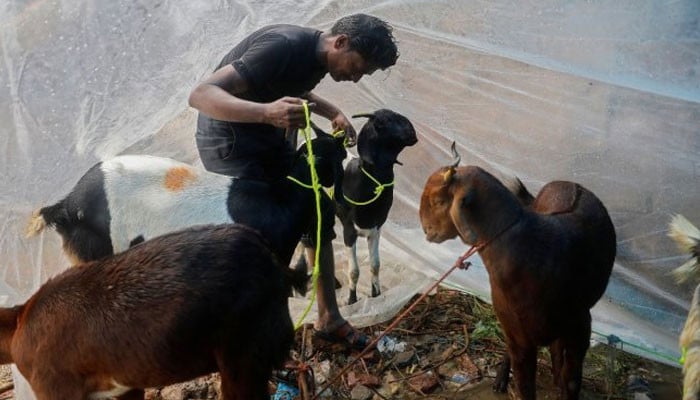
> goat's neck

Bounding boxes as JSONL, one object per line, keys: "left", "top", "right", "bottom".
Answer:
{"left": 469, "top": 184, "right": 523, "bottom": 247}
{"left": 0, "top": 306, "right": 20, "bottom": 364}
{"left": 359, "top": 161, "right": 394, "bottom": 184}
{"left": 276, "top": 158, "right": 317, "bottom": 262}
{"left": 289, "top": 157, "right": 314, "bottom": 186}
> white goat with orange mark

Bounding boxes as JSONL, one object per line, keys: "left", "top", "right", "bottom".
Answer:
{"left": 26, "top": 132, "right": 346, "bottom": 268}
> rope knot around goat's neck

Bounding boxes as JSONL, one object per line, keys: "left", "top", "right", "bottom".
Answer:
{"left": 342, "top": 165, "right": 395, "bottom": 206}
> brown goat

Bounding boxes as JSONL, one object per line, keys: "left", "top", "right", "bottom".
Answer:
{"left": 419, "top": 146, "right": 616, "bottom": 400}
{"left": 1, "top": 223, "right": 303, "bottom": 400}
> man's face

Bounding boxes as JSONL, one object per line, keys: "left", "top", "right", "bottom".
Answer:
{"left": 327, "top": 36, "right": 378, "bottom": 83}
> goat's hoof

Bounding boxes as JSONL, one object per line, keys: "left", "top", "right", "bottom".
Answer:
{"left": 348, "top": 291, "right": 357, "bottom": 305}
{"left": 492, "top": 376, "right": 508, "bottom": 393}
{"left": 370, "top": 286, "right": 381, "bottom": 297}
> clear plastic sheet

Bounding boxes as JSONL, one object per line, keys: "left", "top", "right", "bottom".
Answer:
{"left": 2, "top": 0, "right": 698, "bottom": 397}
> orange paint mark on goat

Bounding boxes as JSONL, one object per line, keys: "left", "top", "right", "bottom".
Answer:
{"left": 164, "top": 167, "right": 196, "bottom": 191}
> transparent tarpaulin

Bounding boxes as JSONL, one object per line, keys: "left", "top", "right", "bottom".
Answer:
{"left": 1, "top": 1, "right": 698, "bottom": 397}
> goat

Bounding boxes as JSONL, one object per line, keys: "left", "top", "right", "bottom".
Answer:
{"left": 293, "top": 110, "right": 417, "bottom": 304}
{"left": 334, "top": 109, "right": 417, "bottom": 304}
{"left": 26, "top": 129, "right": 346, "bottom": 269}
{"left": 2, "top": 223, "right": 305, "bottom": 400}
{"left": 419, "top": 143, "right": 616, "bottom": 400}
{"left": 668, "top": 214, "right": 700, "bottom": 400}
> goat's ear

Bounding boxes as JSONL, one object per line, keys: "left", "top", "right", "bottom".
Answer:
{"left": 310, "top": 121, "right": 331, "bottom": 138}
{"left": 442, "top": 167, "right": 456, "bottom": 184}
{"left": 459, "top": 188, "right": 476, "bottom": 209}
{"left": 449, "top": 187, "right": 478, "bottom": 245}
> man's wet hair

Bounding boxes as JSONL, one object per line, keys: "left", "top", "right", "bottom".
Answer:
{"left": 331, "top": 14, "right": 399, "bottom": 70}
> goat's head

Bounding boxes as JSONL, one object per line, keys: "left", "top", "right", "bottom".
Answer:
{"left": 298, "top": 123, "right": 347, "bottom": 199}
{"left": 419, "top": 142, "right": 463, "bottom": 243}
{"left": 420, "top": 142, "right": 525, "bottom": 245}
{"left": 353, "top": 109, "right": 418, "bottom": 169}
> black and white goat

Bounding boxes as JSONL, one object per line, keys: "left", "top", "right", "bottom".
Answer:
{"left": 26, "top": 129, "right": 346, "bottom": 268}
{"left": 297, "top": 109, "right": 417, "bottom": 304}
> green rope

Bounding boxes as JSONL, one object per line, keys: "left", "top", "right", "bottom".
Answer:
{"left": 342, "top": 166, "right": 394, "bottom": 206}
{"left": 591, "top": 329, "right": 680, "bottom": 365}
{"left": 331, "top": 129, "right": 350, "bottom": 147}
{"left": 292, "top": 102, "right": 323, "bottom": 330}
{"left": 286, "top": 175, "right": 314, "bottom": 189}
{"left": 680, "top": 346, "right": 687, "bottom": 365}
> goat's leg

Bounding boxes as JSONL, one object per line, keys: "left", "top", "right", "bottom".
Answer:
{"left": 558, "top": 316, "right": 591, "bottom": 400}
{"left": 493, "top": 352, "right": 510, "bottom": 393}
{"left": 346, "top": 241, "right": 360, "bottom": 304}
{"left": 217, "top": 354, "right": 270, "bottom": 400}
{"left": 367, "top": 227, "right": 381, "bottom": 297}
{"left": 304, "top": 245, "right": 341, "bottom": 290}
{"left": 117, "top": 389, "right": 145, "bottom": 400}
{"left": 510, "top": 346, "right": 537, "bottom": 400}
{"left": 30, "top": 375, "right": 85, "bottom": 400}
{"left": 550, "top": 339, "right": 565, "bottom": 388}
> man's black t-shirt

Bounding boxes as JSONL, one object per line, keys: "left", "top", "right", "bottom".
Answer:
{"left": 196, "top": 25, "right": 327, "bottom": 180}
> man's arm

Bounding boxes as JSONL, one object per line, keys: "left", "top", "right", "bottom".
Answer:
{"left": 189, "top": 64, "right": 312, "bottom": 129}
{"left": 304, "top": 92, "right": 357, "bottom": 146}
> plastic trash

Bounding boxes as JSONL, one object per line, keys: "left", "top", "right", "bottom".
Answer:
{"left": 451, "top": 373, "right": 470, "bottom": 385}
{"left": 376, "top": 334, "right": 407, "bottom": 354}
{"left": 273, "top": 381, "right": 300, "bottom": 400}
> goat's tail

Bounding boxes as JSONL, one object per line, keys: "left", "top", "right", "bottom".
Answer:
{"left": 502, "top": 176, "right": 534, "bottom": 207}
{"left": 0, "top": 306, "right": 21, "bottom": 365}
{"left": 25, "top": 209, "right": 47, "bottom": 238}
{"left": 681, "top": 284, "right": 700, "bottom": 400}
{"left": 25, "top": 202, "right": 68, "bottom": 239}
{"left": 669, "top": 214, "right": 700, "bottom": 284}
{"left": 24, "top": 202, "right": 58, "bottom": 238}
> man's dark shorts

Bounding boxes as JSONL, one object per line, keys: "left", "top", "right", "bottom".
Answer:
{"left": 196, "top": 115, "right": 294, "bottom": 181}
{"left": 196, "top": 115, "right": 336, "bottom": 247}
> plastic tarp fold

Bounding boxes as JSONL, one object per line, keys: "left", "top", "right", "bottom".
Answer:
{"left": 2, "top": 1, "right": 698, "bottom": 398}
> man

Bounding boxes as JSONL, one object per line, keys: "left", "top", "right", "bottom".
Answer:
{"left": 188, "top": 14, "right": 399, "bottom": 348}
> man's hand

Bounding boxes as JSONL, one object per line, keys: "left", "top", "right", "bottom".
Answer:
{"left": 331, "top": 113, "right": 357, "bottom": 147}
{"left": 264, "top": 97, "right": 317, "bottom": 129}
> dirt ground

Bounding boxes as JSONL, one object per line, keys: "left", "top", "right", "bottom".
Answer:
{"left": 0, "top": 288, "right": 683, "bottom": 399}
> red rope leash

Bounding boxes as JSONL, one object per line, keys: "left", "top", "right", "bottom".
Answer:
{"left": 312, "top": 243, "right": 482, "bottom": 399}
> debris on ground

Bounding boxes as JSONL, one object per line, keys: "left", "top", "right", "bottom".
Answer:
{"left": 0, "top": 366, "right": 13, "bottom": 400}
{"left": 270, "top": 288, "right": 683, "bottom": 399}
{"left": 0, "top": 288, "right": 683, "bottom": 399}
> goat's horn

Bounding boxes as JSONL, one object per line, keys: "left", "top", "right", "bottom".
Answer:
{"left": 442, "top": 168, "right": 455, "bottom": 182}
{"left": 352, "top": 113, "right": 375, "bottom": 119}
{"left": 450, "top": 141, "right": 461, "bottom": 168}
